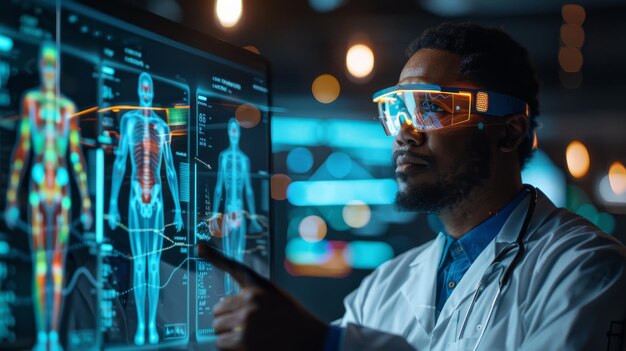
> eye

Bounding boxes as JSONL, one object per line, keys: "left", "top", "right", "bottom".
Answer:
{"left": 422, "top": 101, "right": 446, "bottom": 113}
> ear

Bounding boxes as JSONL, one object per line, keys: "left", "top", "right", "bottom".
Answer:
{"left": 499, "top": 114, "right": 528, "bottom": 153}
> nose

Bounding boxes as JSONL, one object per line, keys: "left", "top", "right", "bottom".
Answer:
{"left": 395, "top": 117, "right": 424, "bottom": 147}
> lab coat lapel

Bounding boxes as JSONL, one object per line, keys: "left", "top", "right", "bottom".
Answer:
{"left": 400, "top": 232, "right": 447, "bottom": 334}
{"left": 434, "top": 192, "right": 533, "bottom": 328}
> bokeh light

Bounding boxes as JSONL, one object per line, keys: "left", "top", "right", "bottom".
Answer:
{"left": 309, "top": 0, "right": 344, "bottom": 12}
{"left": 298, "top": 215, "right": 327, "bottom": 242}
{"left": 576, "top": 203, "right": 599, "bottom": 223}
{"left": 270, "top": 174, "right": 291, "bottom": 200}
{"left": 216, "top": 0, "right": 242, "bottom": 28}
{"left": 243, "top": 45, "right": 260, "bottom": 54}
{"left": 562, "top": 4, "right": 586, "bottom": 25}
{"left": 558, "top": 47, "right": 583, "bottom": 72}
{"left": 0, "top": 34, "right": 14, "bottom": 52}
{"left": 597, "top": 175, "right": 626, "bottom": 205}
{"left": 285, "top": 238, "right": 330, "bottom": 265}
{"left": 287, "top": 147, "right": 314, "bottom": 174}
{"left": 311, "top": 74, "right": 340, "bottom": 104}
{"left": 608, "top": 161, "right": 626, "bottom": 195}
{"left": 346, "top": 44, "right": 374, "bottom": 79}
{"left": 566, "top": 140, "right": 590, "bottom": 178}
{"left": 560, "top": 24, "right": 585, "bottom": 48}
{"left": 559, "top": 70, "right": 583, "bottom": 89}
{"left": 522, "top": 149, "right": 567, "bottom": 207}
{"left": 287, "top": 179, "right": 397, "bottom": 206}
{"left": 342, "top": 200, "right": 371, "bottom": 228}
{"left": 235, "top": 104, "right": 261, "bottom": 128}
{"left": 598, "top": 212, "right": 616, "bottom": 234}
{"left": 326, "top": 151, "right": 352, "bottom": 178}
{"left": 285, "top": 240, "right": 351, "bottom": 277}
{"left": 343, "top": 241, "right": 393, "bottom": 269}
{"left": 319, "top": 206, "right": 350, "bottom": 231}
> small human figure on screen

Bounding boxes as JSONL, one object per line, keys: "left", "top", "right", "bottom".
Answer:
{"left": 4, "top": 42, "right": 92, "bottom": 351}
{"left": 210, "top": 118, "right": 262, "bottom": 295}
{"left": 108, "top": 72, "right": 183, "bottom": 345}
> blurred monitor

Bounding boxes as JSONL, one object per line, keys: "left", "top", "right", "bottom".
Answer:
{"left": 0, "top": 0, "right": 271, "bottom": 349}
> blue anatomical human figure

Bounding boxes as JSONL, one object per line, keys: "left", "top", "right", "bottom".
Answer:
{"left": 211, "top": 118, "right": 262, "bottom": 295}
{"left": 108, "top": 72, "right": 183, "bottom": 345}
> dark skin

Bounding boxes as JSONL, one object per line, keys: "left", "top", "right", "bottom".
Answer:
{"left": 395, "top": 48, "right": 528, "bottom": 237}
{"left": 196, "top": 48, "right": 529, "bottom": 350}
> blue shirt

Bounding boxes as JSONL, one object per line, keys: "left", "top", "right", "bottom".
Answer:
{"left": 435, "top": 190, "right": 527, "bottom": 314}
{"left": 324, "top": 189, "right": 528, "bottom": 351}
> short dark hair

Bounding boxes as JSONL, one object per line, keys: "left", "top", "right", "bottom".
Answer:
{"left": 407, "top": 22, "right": 540, "bottom": 167}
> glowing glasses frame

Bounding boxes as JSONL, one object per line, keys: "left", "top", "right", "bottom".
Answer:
{"left": 372, "top": 83, "right": 529, "bottom": 117}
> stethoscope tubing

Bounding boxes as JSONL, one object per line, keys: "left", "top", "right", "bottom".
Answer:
{"left": 457, "top": 185, "right": 538, "bottom": 346}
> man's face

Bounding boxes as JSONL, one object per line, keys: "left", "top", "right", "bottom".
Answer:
{"left": 393, "top": 48, "right": 493, "bottom": 213}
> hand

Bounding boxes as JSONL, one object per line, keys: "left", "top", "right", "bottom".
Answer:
{"left": 81, "top": 209, "right": 93, "bottom": 230}
{"left": 108, "top": 206, "right": 120, "bottom": 230}
{"left": 209, "top": 213, "right": 223, "bottom": 238}
{"left": 174, "top": 210, "right": 184, "bottom": 232}
{"left": 197, "top": 242, "right": 328, "bottom": 351}
{"left": 4, "top": 206, "right": 19, "bottom": 229}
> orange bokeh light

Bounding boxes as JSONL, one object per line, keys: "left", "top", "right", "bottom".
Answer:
{"left": 270, "top": 174, "right": 291, "bottom": 200}
{"left": 562, "top": 4, "right": 586, "bottom": 25}
{"left": 608, "top": 162, "right": 626, "bottom": 195}
{"left": 235, "top": 104, "right": 261, "bottom": 128}
{"left": 560, "top": 24, "right": 585, "bottom": 48}
{"left": 566, "top": 140, "right": 590, "bottom": 178}
{"left": 559, "top": 47, "right": 583, "bottom": 73}
{"left": 311, "top": 74, "right": 340, "bottom": 104}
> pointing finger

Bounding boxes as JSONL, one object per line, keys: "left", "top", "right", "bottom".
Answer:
{"left": 197, "top": 242, "right": 267, "bottom": 289}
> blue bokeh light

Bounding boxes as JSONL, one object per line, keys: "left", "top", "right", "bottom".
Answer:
{"left": 287, "top": 179, "right": 398, "bottom": 206}
{"left": 326, "top": 151, "right": 352, "bottom": 178}
{"left": 309, "top": 0, "right": 344, "bottom": 12}
{"left": 287, "top": 147, "right": 314, "bottom": 174}
{"left": 344, "top": 241, "right": 394, "bottom": 269}
{"left": 521, "top": 149, "right": 566, "bottom": 207}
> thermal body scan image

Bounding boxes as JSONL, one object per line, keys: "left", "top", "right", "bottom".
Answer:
{"left": 0, "top": 0, "right": 270, "bottom": 350}
{"left": 4, "top": 42, "right": 92, "bottom": 351}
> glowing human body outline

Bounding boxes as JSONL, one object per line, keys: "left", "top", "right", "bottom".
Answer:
{"left": 3, "top": 42, "right": 92, "bottom": 351}
{"left": 210, "top": 118, "right": 262, "bottom": 295}
{"left": 108, "top": 72, "right": 183, "bottom": 346}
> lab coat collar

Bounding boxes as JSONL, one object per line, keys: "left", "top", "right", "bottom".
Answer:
{"left": 402, "top": 232, "right": 447, "bottom": 335}
{"left": 433, "top": 187, "right": 556, "bottom": 330}
{"left": 399, "top": 187, "right": 556, "bottom": 338}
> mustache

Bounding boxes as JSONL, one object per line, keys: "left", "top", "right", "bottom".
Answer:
{"left": 392, "top": 148, "right": 434, "bottom": 167}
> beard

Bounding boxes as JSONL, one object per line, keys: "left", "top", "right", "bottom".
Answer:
{"left": 394, "top": 130, "right": 492, "bottom": 213}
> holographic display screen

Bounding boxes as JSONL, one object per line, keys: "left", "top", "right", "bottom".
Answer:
{"left": 0, "top": 0, "right": 270, "bottom": 349}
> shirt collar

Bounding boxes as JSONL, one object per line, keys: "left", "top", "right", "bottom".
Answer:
{"left": 444, "top": 189, "right": 528, "bottom": 264}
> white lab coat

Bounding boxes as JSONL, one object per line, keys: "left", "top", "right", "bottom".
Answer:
{"left": 336, "top": 190, "right": 626, "bottom": 350}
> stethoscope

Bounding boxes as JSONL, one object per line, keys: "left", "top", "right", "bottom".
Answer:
{"left": 456, "top": 184, "right": 538, "bottom": 351}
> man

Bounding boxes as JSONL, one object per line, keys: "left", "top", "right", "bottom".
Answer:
{"left": 197, "top": 23, "right": 626, "bottom": 350}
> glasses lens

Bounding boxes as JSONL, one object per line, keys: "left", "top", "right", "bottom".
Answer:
{"left": 377, "top": 90, "right": 470, "bottom": 135}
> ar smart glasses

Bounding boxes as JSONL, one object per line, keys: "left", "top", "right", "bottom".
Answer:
{"left": 373, "top": 84, "right": 529, "bottom": 136}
